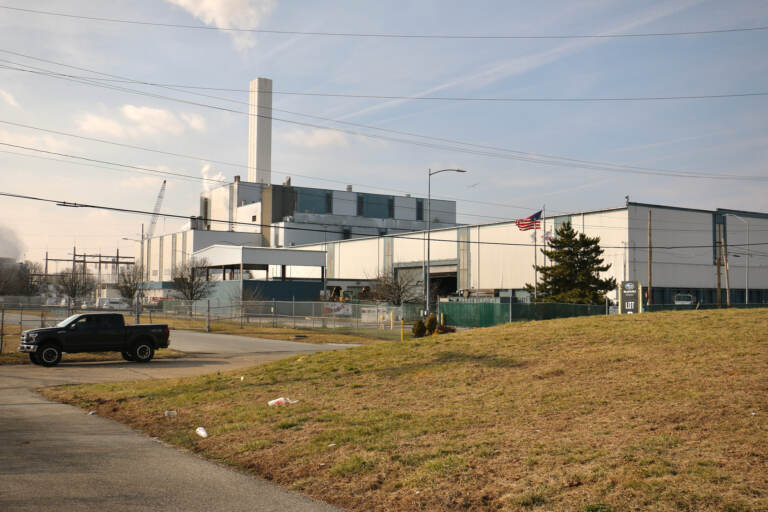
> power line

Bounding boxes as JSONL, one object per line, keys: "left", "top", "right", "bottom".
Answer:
{"left": 0, "top": 142, "right": 223, "bottom": 184}
{"left": 8, "top": 144, "right": 765, "bottom": 234}
{"left": 0, "top": 118, "right": 532, "bottom": 218}
{"left": 5, "top": 128, "right": 768, "bottom": 235}
{"left": 0, "top": 144, "right": 482, "bottom": 223}
{"left": 1, "top": 65, "right": 764, "bottom": 102}
{"left": 1, "top": 190, "right": 766, "bottom": 250}
{"left": 1, "top": 53, "right": 765, "bottom": 184}
{"left": 8, "top": 141, "right": 766, "bottom": 235}
{"left": 2, "top": 4, "right": 767, "bottom": 40}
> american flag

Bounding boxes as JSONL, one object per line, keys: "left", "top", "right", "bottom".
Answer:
{"left": 515, "top": 210, "right": 542, "bottom": 231}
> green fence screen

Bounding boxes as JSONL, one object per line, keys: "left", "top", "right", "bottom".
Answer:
{"left": 438, "top": 302, "right": 606, "bottom": 328}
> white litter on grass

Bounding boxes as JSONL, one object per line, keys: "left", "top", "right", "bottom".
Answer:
{"left": 328, "top": 443, "right": 336, "bottom": 447}
{"left": 240, "top": 376, "right": 244, "bottom": 382}
{"left": 87, "top": 411, "right": 97, "bottom": 416}
{"left": 195, "top": 427, "right": 208, "bottom": 438}
{"left": 268, "top": 397, "right": 298, "bottom": 406}
{"left": 751, "top": 412, "right": 757, "bottom": 416}
{"left": 164, "top": 410, "right": 177, "bottom": 418}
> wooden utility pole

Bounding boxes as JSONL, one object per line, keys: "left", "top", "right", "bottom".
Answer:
{"left": 71, "top": 246, "right": 76, "bottom": 282}
{"left": 647, "top": 211, "right": 652, "bottom": 306}
{"left": 716, "top": 225, "right": 722, "bottom": 307}
{"left": 722, "top": 226, "right": 731, "bottom": 307}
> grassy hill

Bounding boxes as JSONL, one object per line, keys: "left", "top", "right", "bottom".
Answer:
{"left": 45, "top": 309, "right": 768, "bottom": 511}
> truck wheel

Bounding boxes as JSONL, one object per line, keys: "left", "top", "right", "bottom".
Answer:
{"left": 38, "top": 344, "right": 62, "bottom": 367}
{"left": 121, "top": 351, "right": 134, "bottom": 362}
{"left": 29, "top": 352, "right": 41, "bottom": 365}
{"left": 132, "top": 342, "right": 154, "bottom": 363}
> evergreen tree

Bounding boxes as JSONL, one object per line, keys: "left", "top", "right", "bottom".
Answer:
{"left": 525, "top": 222, "right": 617, "bottom": 304}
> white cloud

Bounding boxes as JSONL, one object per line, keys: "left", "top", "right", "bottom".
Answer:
{"left": 76, "top": 106, "right": 206, "bottom": 139}
{"left": 0, "top": 89, "right": 20, "bottom": 109}
{"left": 120, "top": 105, "right": 185, "bottom": 135}
{"left": 181, "top": 113, "right": 206, "bottom": 132}
{"left": 166, "top": 0, "right": 276, "bottom": 51}
{"left": 278, "top": 128, "right": 348, "bottom": 149}
{"left": 340, "top": 0, "right": 703, "bottom": 121}
{"left": 201, "top": 163, "right": 226, "bottom": 192}
{"left": 77, "top": 114, "right": 126, "bottom": 138}
{"left": 0, "top": 129, "right": 72, "bottom": 153}
{"left": 119, "top": 175, "right": 169, "bottom": 190}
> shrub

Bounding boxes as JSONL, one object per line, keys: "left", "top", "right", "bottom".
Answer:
{"left": 412, "top": 319, "right": 426, "bottom": 338}
{"left": 425, "top": 313, "right": 438, "bottom": 334}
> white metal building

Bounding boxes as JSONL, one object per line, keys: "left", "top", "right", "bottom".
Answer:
{"left": 281, "top": 202, "right": 768, "bottom": 304}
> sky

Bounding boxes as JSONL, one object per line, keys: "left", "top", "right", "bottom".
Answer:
{"left": 0, "top": 0, "right": 766, "bottom": 268}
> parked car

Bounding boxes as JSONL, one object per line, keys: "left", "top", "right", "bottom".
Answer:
{"left": 98, "top": 298, "right": 131, "bottom": 310}
{"left": 673, "top": 293, "right": 695, "bottom": 305}
{"left": 18, "top": 313, "right": 170, "bottom": 367}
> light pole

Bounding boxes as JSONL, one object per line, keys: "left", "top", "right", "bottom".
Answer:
{"left": 426, "top": 168, "right": 466, "bottom": 314}
{"left": 725, "top": 214, "right": 750, "bottom": 304}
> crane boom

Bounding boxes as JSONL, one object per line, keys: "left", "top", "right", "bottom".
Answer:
{"left": 145, "top": 180, "right": 167, "bottom": 240}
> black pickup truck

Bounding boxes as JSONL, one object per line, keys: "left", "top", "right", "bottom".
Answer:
{"left": 18, "top": 313, "right": 170, "bottom": 367}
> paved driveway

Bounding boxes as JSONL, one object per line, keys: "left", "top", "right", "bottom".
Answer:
{"left": 0, "top": 331, "right": 350, "bottom": 511}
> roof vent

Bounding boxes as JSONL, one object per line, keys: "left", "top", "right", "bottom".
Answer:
{"left": 346, "top": 185, "right": 353, "bottom": 192}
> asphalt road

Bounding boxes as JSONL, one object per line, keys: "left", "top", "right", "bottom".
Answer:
{"left": 0, "top": 331, "right": 350, "bottom": 511}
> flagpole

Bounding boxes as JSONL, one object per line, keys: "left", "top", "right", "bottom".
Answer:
{"left": 534, "top": 212, "right": 538, "bottom": 301}
{"left": 542, "top": 204, "right": 546, "bottom": 266}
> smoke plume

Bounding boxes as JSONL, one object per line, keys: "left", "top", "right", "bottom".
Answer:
{"left": 201, "top": 163, "right": 226, "bottom": 192}
{"left": 0, "top": 225, "right": 23, "bottom": 260}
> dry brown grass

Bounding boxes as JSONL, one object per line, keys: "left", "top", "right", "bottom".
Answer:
{"left": 44, "top": 309, "right": 768, "bottom": 511}
{"left": 142, "top": 314, "right": 400, "bottom": 345}
{"left": 0, "top": 347, "right": 186, "bottom": 365}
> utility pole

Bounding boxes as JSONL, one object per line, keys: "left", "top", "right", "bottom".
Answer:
{"left": 722, "top": 226, "right": 731, "bottom": 307}
{"left": 647, "top": 211, "right": 652, "bottom": 306}
{"left": 716, "top": 224, "right": 722, "bottom": 307}
{"left": 97, "top": 254, "right": 102, "bottom": 300}
{"left": 71, "top": 245, "right": 76, "bottom": 283}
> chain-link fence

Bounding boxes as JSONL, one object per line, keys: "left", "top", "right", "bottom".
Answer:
{"left": 0, "top": 299, "right": 422, "bottom": 351}
{"left": 147, "top": 299, "right": 418, "bottom": 332}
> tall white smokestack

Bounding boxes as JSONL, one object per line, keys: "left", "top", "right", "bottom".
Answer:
{"left": 248, "top": 77, "right": 272, "bottom": 184}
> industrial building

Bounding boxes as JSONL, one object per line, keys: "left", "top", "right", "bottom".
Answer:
{"left": 283, "top": 201, "right": 768, "bottom": 305}
{"left": 139, "top": 201, "right": 768, "bottom": 305}
{"left": 138, "top": 76, "right": 456, "bottom": 292}
{"left": 134, "top": 77, "right": 767, "bottom": 305}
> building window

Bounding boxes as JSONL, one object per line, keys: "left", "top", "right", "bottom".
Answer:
{"left": 416, "top": 199, "right": 424, "bottom": 221}
{"left": 356, "top": 193, "right": 392, "bottom": 219}
{"left": 296, "top": 188, "right": 332, "bottom": 214}
{"left": 378, "top": 229, "right": 387, "bottom": 236}
{"left": 251, "top": 215, "right": 257, "bottom": 222}
{"left": 342, "top": 228, "right": 351, "bottom": 240}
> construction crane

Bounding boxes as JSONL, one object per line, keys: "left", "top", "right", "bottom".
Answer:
{"left": 145, "top": 180, "right": 167, "bottom": 240}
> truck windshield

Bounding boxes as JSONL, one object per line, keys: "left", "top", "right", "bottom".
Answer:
{"left": 56, "top": 315, "right": 81, "bottom": 327}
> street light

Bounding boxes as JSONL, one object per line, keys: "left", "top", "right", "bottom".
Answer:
{"left": 426, "top": 168, "right": 467, "bottom": 314}
{"left": 725, "top": 214, "right": 750, "bottom": 304}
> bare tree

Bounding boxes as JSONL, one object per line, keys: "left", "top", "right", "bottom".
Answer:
{"left": 56, "top": 267, "right": 96, "bottom": 301}
{"left": 16, "top": 261, "right": 43, "bottom": 296}
{"left": 171, "top": 258, "right": 213, "bottom": 300}
{"left": 371, "top": 270, "right": 421, "bottom": 305}
{"left": 117, "top": 265, "right": 144, "bottom": 302}
{"left": 0, "top": 260, "right": 19, "bottom": 295}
